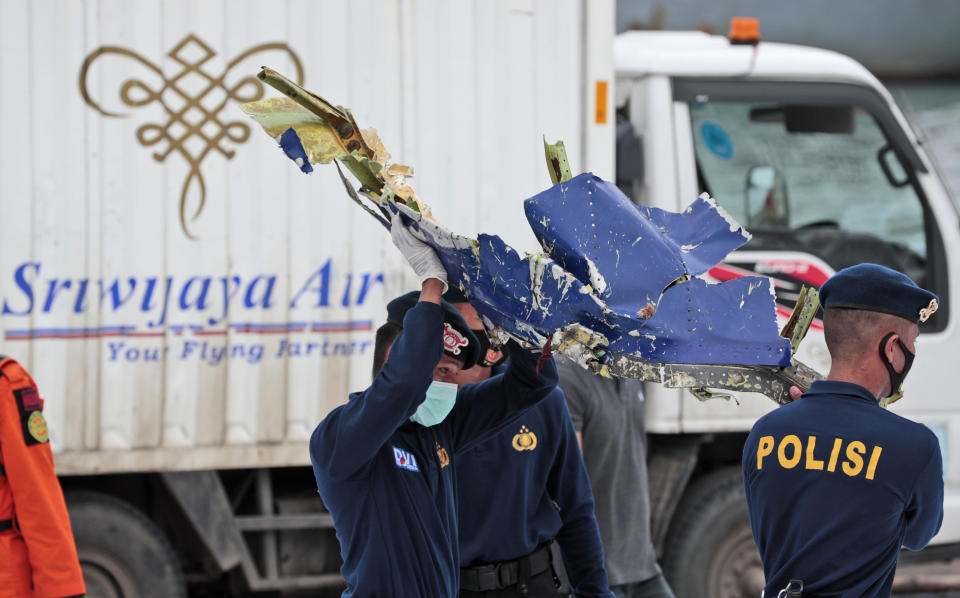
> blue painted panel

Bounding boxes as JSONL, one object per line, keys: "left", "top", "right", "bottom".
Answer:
{"left": 389, "top": 173, "right": 791, "bottom": 367}
{"left": 279, "top": 128, "right": 313, "bottom": 173}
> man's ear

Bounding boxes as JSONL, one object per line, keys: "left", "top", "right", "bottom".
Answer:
{"left": 882, "top": 332, "right": 906, "bottom": 370}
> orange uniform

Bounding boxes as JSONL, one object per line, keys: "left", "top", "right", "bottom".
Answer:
{"left": 0, "top": 357, "right": 85, "bottom": 598}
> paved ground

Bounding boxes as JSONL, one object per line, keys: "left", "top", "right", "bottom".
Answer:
{"left": 894, "top": 558, "right": 960, "bottom": 596}
{"left": 190, "top": 558, "right": 960, "bottom": 596}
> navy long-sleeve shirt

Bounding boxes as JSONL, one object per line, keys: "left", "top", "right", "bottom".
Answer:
{"left": 743, "top": 380, "right": 943, "bottom": 598}
{"left": 310, "top": 302, "right": 558, "bottom": 597}
{"left": 457, "top": 389, "right": 612, "bottom": 597}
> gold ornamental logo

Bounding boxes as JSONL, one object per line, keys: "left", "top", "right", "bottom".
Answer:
{"left": 919, "top": 298, "right": 938, "bottom": 323}
{"left": 78, "top": 34, "right": 304, "bottom": 238}
{"left": 436, "top": 443, "right": 451, "bottom": 469}
{"left": 511, "top": 425, "right": 538, "bottom": 452}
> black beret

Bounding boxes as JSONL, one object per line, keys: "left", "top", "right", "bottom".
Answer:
{"left": 820, "top": 263, "right": 939, "bottom": 324}
{"left": 386, "top": 291, "right": 480, "bottom": 368}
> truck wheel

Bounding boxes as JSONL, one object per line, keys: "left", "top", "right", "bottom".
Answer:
{"left": 662, "top": 467, "right": 764, "bottom": 598}
{"left": 66, "top": 491, "right": 186, "bottom": 598}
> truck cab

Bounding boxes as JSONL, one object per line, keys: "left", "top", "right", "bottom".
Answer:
{"left": 614, "top": 27, "right": 960, "bottom": 597}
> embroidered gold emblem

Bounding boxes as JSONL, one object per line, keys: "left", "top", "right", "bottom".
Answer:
{"left": 436, "top": 443, "right": 450, "bottom": 468}
{"left": 919, "top": 298, "right": 938, "bottom": 323}
{"left": 78, "top": 35, "right": 304, "bottom": 238}
{"left": 511, "top": 425, "right": 538, "bottom": 452}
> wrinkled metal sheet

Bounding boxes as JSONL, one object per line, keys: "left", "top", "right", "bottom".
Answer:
{"left": 524, "top": 173, "right": 790, "bottom": 365}
{"left": 397, "top": 172, "right": 791, "bottom": 368}
{"left": 241, "top": 82, "right": 793, "bottom": 369}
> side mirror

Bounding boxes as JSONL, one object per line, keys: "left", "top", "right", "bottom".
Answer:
{"left": 745, "top": 165, "right": 789, "bottom": 227}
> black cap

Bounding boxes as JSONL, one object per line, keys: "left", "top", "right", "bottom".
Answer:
{"left": 386, "top": 291, "right": 480, "bottom": 368}
{"left": 820, "top": 263, "right": 939, "bottom": 324}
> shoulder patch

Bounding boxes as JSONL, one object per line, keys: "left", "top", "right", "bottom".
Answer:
{"left": 16, "top": 387, "right": 41, "bottom": 411}
{"left": 14, "top": 387, "right": 48, "bottom": 445}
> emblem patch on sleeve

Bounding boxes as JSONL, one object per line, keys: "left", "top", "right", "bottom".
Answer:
{"left": 16, "top": 387, "right": 41, "bottom": 411}
{"left": 13, "top": 387, "right": 48, "bottom": 445}
{"left": 27, "top": 412, "right": 49, "bottom": 443}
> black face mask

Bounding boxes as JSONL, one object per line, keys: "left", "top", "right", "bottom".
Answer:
{"left": 472, "top": 329, "right": 505, "bottom": 368}
{"left": 878, "top": 332, "right": 915, "bottom": 407}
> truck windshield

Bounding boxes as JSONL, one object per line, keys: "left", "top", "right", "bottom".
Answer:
{"left": 688, "top": 100, "right": 927, "bottom": 283}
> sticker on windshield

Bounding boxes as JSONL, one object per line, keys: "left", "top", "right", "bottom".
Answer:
{"left": 700, "top": 122, "right": 733, "bottom": 159}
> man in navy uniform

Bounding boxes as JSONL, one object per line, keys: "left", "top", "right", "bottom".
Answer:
{"left": 447, "top": 289, "right": 613, "bottom": 598}
{"left": 310, "top": 213, "right": 559, "bottom": 597}
{"left": 743, "top": 263, "right": 944, "bottom": 597}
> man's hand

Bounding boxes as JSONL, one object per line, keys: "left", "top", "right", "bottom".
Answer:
{"left": 789, "top": 386, "right": 804, "bottom": 401}
{"left": 391, "top": 211, "right": 448, "bottom": 293}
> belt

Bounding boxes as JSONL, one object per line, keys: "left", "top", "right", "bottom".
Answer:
{"left": 460, "top": 542, "right": 553, "bottom": 592}
{"left": 0, "top": 519, "right": 13, "bottom": 532}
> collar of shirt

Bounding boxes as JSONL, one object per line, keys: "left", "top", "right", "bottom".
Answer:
{"left": 803, "top": 380, "right": 878, "bottom": 404}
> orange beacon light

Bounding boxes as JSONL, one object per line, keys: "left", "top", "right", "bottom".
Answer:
{"left": 729, "top": 17, "right": 760, "bottom": 45}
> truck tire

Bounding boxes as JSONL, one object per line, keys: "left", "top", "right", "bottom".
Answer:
{"left": 662, "top": 467, "right": 764, "bottom": 598}
{"left": 66, "top": 491, "right": 186, "bottom": 598}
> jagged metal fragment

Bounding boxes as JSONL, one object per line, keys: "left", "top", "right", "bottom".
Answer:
{"left": 524, "top": 173, "right": 792, "bottom": 366}
{"left": 543, "top": 137, "right": 573, "bottom": 185}
{"left": 599, "top": 352, "right": 821, "bottom": 406}
{"left": 394, "top": 177, "right": 792, "bottom": 369}
{"left": 779, "top": 286, "right": 821, "bottom": 353}
{"left": 241, "top": 72, "right": 823, "bottom": 402}
{"left": 240, "top": 68, "right": 430, "bottom": 215}
{"left": 257, "top": 67, "right": 373, "bottom": 159}
{"left": 240, "top": 97, "right": 347, "bottom": 164}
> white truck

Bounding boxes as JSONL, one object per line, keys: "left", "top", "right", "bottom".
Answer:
{"left": 0, "top": 1, "right": 955, "bottom": 596}
{"left": 615, "top": 26, "right": 960, "bottom": 598}
{"left": 0, "top": 1, "right": 613, "bottom": 596}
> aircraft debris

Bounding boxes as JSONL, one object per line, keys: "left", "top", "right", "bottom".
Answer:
{"left": 239, "top": 68, "right": 822, "bottom": 404}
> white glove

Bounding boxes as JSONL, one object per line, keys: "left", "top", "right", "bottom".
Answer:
{"left": 391, "top": 211, "right": 448, "bottom": 293}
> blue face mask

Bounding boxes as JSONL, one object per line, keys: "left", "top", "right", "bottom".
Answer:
{"left": 410, "top": 381, "right": 458, "bottom": 427}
